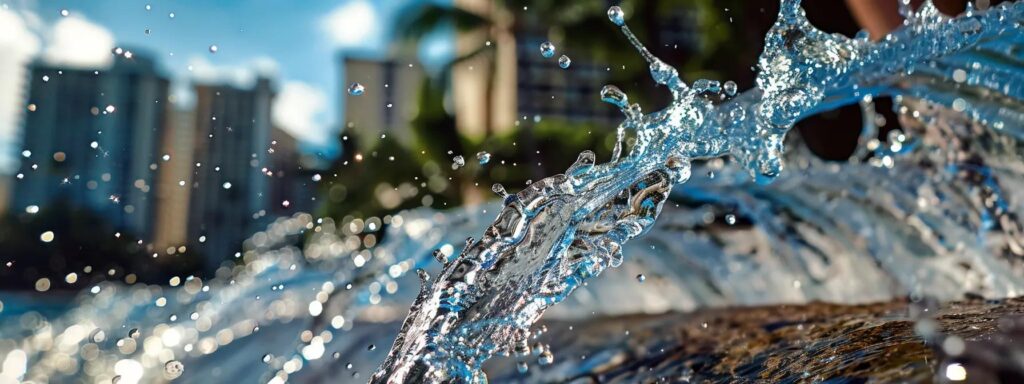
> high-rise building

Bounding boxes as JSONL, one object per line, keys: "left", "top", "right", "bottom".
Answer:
{"left": 342, "top": 56, "right": 425, "bottom": 153}
{"left": 12, "top": 54, "right": 170, "bottom": 239}
{"left": 513, "top": 34, "right": 621, "bottom": 125}
{"left": 451, "top": 0, "right": 518, "bottom": 139}
{"left": 512, "top": 9, "right": 697, "bottom": 126}
{"left": 188, "top": 78, "right": 274, "bottom": 272}
{"left": 152, "top": 108, "right": 197, "bottom": 253}
{"left": 266, "top": 127, "right": 316, "bottom": 216}
{"left": 0, "top": 178, "right": 10, "bottom": 216}
{"left": 448, "top": 1, "right": 699, "bottom": 130}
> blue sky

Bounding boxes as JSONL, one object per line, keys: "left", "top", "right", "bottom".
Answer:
{"left": 0, "top": 0, "right": 446, "bottom": 169}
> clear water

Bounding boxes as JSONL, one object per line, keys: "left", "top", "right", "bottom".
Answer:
{"left": 371, "top": 1, "right": 1024, "bottom": 382}
{"left": 2, "top": 1, "right": 1023, "bottom": 383}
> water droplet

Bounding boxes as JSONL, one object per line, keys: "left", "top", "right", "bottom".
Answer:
{"left": 723, "top": 80, "right": 738, "bottom": 96}
{"left": 599, "top": 85, "right": 629, "bottom": 109}
{"left": 725, "top": 214, "right": 737, "bottom": 225}
{"left": 35, "top": 278, "right": 50, "bottom": 292}
{"left": 432, "top": 249, "right": 448, "bottom": 264}
{"left": 168, "top": 12, "right": 175, "bottom": 19}
{"left": 538, "top": 350, "right": 554, "bottom": 365}
{"left": 112, "top": 375, "right": 121, "bottom": 384}
{"left": 692, "top": 79, "right": 721, "bottom": 94}
{"left": 607, "top": 6, "right": 625, "bottom": 26}
{"left": 636, "top": 274, "right": 646, "bottom": 283}
{"left": 262, "top": 354, "right": 272, "bottom": 363}
{"left": 333, "top": 352, "right": 341, "bottom": 359}
{"left": 40, "top": 231, "right": 54, "bottom": 243}
{"left": 943, "top": 335, "right": 966, "bottom": 356}
{"left": 476, "top": 151, "right": 491, "bottom": 165}
{"left": 516, "top": 361, "right": 529, "bottom": 374}
{"left": 491, "top": 183, "right": 508, "bottom": 198}
{"left": 945, "top": 362, "right": 967, "bottom": 381}
{"left": 60, "top": 9, "right": 69, "bottom": 17}
{"left": 90, "top": 329, "right": 106, "bottom": 343}
{"left": 163, "top": 360, "right": 184, "bottom": 380}
{"left": 208, "top": 45, "right": 218, "bottom": 53}
{"left": 558, "top": 55, "right": 572, "bottom": 69}
{"left": 367, "top": 344, "right": 376, "bottom": 351}
{"left": 678, "top": 367, "right": 694, "bottom": 382}
{"left": 568, "top": 151, "right": 596, "bottom": 177}
{"left": 539, "top": 42, "right": 556, "bottom": 58}
{"left": 128, "top": 328, "right": 140, "bottom": 338}
{"left": 451, "top": 155, "right": 465, "bottom": 170}
{"left": 347, "top": 82, "right": 365, "bottom": 96}
{"left": 952, "top": 69, "right": 967, "bottom": 83}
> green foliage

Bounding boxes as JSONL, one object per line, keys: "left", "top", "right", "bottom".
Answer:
{"left": 0, "top": 202, "right": 201, "bottom": 290}
{"left": 459, "top": 118, "right": 617, "bottom": 194}
{"left": 320, "top": 0, "right": 767, "bottom": 221}
{"left": 397, "top": 3, "right": 492, "bottom": 39}
{"left": 320, "top": 77, "right": 463, "bottom": 221}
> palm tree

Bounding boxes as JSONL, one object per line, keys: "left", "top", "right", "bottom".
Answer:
{"left": 396, "top": 0, "right": 630, "bottom": 137}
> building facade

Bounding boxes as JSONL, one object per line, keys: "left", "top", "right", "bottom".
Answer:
{"left": 342, "top": 57, "right": 425, "bottom": 153}
{"left": 187, "top": 78, "right": 275, "bottom": 272}
{"left": 152, "top": 108, "right": 197, "bottom": 253}
{"left": 13, "top": 54, "right": 170, "bottom": 240}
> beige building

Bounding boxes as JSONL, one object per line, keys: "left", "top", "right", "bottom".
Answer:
{"left": 342, "top": 56, "right": 425, "bottom": 153}
{"left": 152, "top": 108, "right": 197, "bottom": 252}
{"left": 0, "top": 178, "right": 9, "bottom": 216}
{"left": 451, "top": 0, "right": 517, "bottom": 139}
{"left": 342, "top": 0, "right": 518, "bottom": 149}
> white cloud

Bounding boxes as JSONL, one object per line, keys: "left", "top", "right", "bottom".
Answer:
{"left": 174, "top": 56, "right": 281, "bottom": 112}
{"left": 0, "top": 8, "right": 41, "bottom": 173}
{"left": 43, "top": 15, "right": 114, "bottom": 69}
{"left": 322, "top": 1, "right": 379, "bottom": 49}
{"left": 188, "top": 56, "right": 256, "bottom": 87}
{"left": 272, "top": 81, "right": 330, "bottom": 146}
{"left": 0, "top": 9, "right": 41, "bottom": 57}
{"left": 187, "top": 55, "right": 279, "bottom": 89}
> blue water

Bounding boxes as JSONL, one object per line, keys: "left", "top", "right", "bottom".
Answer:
{"left": 2, "top": 1, "right": 1023, "bottom": 383}
{"left": 371, "top": 2, "right": 1024, "bottom": 382}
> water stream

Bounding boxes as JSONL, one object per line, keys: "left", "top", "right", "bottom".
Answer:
{"left": 371, "top": 1, "right": 1024, "bottom": 382}
{"left": 1, "top": 1, "right": 1023, "bottom": 383}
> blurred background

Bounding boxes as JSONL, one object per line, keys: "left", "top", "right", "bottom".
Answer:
{"left": 0, "top": 0, "right": 933, "bottom": 293}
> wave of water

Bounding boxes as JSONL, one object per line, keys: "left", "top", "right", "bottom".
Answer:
{"left": 371, "top": 1, "right": 1024, "bottom": 382}
{"left": 2, "top": 1, "right": 1024, "bottom": 383}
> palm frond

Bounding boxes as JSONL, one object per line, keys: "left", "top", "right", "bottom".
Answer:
{"left": 397, "top": 4, "right": 493, "bottom": 40}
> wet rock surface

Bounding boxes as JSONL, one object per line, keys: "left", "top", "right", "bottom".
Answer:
{"left": 485, "top": 298, "right": 1024, "bottom": 383}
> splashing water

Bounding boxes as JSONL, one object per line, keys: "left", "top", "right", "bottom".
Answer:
{"left": 370, "top": 1, "right": 1024, "bottom": 382}
{"left": 539, "top": 42, "right": 556, "bottom": 59}
{"left": 2, "top": 1, "right": 1024, "bottom": 383}
{"left": 558, "top": 55, "right": 572, "bottom": 69}
{"left": 348, "top": 82, "right": 366, "bottom": 96}
{"left": 476, "top": 151, "right": 491, "bottom": 165}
